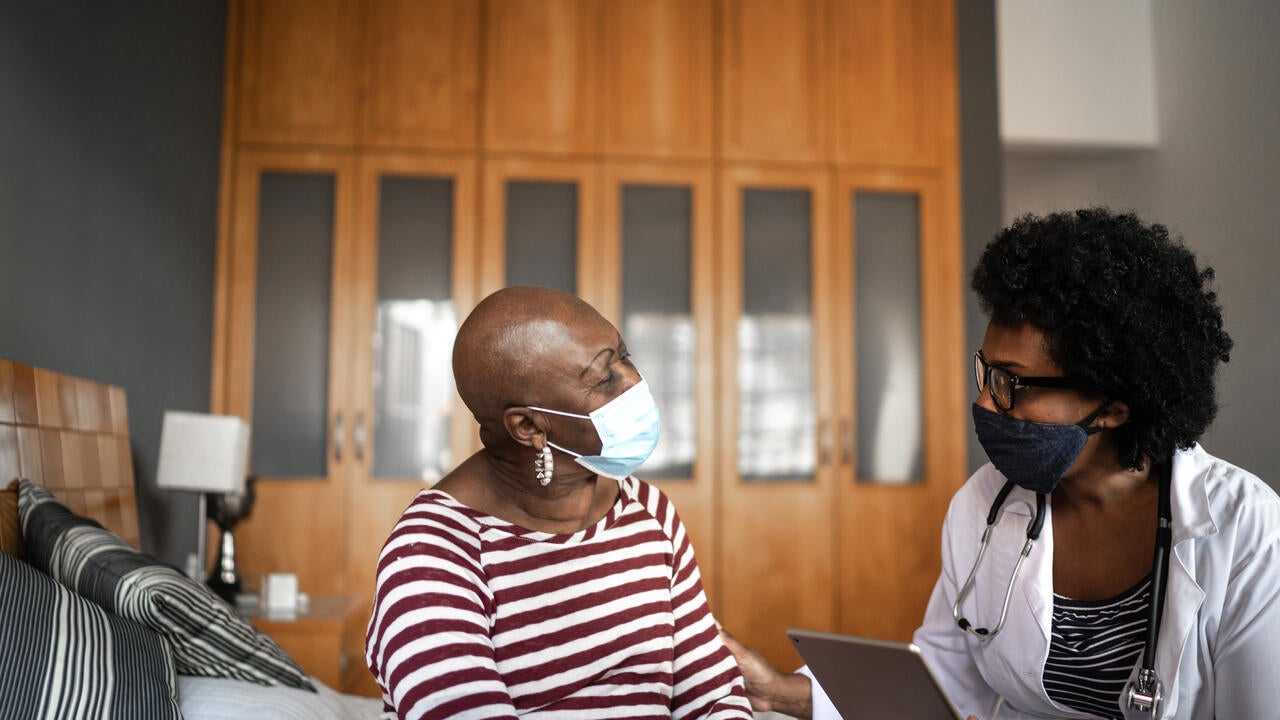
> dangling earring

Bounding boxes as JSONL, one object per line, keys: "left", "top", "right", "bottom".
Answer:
{"left": 534, "top": 445, "right": 554, "bottom": 486}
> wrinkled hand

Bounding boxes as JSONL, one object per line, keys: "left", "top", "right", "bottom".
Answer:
{"left": 719, "top": 629, "right": 811, "bottom": 717}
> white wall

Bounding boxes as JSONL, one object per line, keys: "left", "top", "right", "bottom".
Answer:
{"left": 999, "top": 0, "right": 1158, "bottom": 148}
{"left": 1003, "top": 1, "right": 1280, "bottom": 486}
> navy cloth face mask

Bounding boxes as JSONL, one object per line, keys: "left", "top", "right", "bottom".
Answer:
{"left": 972, "top": 403, "right": 1106, "bottom": 494}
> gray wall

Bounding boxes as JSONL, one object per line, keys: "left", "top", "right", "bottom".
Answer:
{"left": 0, "top": 2, "right": 226, "bottom": 567}
{"left": 957, "top": 0, "right": 1005, "bottom": 475}
{"left": 1003, "top": 1, "right": 1280, "bottom": 485}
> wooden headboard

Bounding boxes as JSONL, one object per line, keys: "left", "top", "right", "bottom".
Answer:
{"left": 0, "top": 359, "right": 140, "bottom": 548}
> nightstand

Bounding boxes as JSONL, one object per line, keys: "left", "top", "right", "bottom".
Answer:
{"left": 243, "top": 594, "right": 364, "bottom": 689}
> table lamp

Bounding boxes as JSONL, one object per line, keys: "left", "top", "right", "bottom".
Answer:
{"left": 156, "top": 411, "right": 252, "bottom": 603}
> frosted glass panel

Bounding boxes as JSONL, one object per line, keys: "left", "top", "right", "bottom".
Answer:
{"left": 504, "top": 181, "right": 577, "bottom": 292}
{"left": 855, "top": 191, "right": 923, "bottom": 483}
{"left": 252, "top": 173, "right": 333, "bottom": 478}
{"left": 620, "top": 185, "right": 694, "bottom": 479}
{"left": 738, "top": 189, "right": 816, "bottom": 481}
{"left": 373, "top": 176, "right": 457, "bottom": 483}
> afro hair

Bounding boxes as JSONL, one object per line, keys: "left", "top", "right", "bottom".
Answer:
{"left": 971, "top": 207, "right": 1233, "bottom": 470}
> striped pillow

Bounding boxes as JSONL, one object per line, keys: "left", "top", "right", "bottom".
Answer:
{"left": 0, "top": 549, "right": 182, "bottom": 719}
{"left": 17, "top": 480, "right": 315, "bottom": 692}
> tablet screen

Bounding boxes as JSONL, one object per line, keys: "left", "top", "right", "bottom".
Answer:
{"left": 787, "top": 628, "right": 964, "bottom": 720}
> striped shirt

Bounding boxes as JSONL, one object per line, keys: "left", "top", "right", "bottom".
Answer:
{"left": 365, "top": 476, "right": 752, "bottom": 720}
{"left": 1044, "top": 574, "right": 1152, "bottom": 720}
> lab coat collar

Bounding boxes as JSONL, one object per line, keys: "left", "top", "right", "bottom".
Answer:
{"left": 1169, "top": 443, "right": 1218, "bottom": 544}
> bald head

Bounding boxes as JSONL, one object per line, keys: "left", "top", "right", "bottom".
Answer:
{"left": 453, "top": 287, "right": 611, "bottom": 426}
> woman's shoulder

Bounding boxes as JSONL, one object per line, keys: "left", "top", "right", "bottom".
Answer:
{"left": 400, "top": 487, "right": 482, "bottom": 523}
{"left": 1176, "top": 444, "right": 1280, "bottom": 536}
{"left": 381, "top": 488, "right": 486, "bottom": 558}
{"left": 624, "top": 477, "right": 684, "bottom": 531}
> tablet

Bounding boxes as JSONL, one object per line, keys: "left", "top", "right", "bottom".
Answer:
{"left": 787, "top": 628, "right": 965, "bottom": 720}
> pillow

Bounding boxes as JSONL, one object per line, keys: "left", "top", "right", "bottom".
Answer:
{"left": 0, "top": 549, "right": 182, "bottom": 718}
{"left": 0, "top": 479, "right": 23, "bottom": 559}
{"left": 177, "top": 675, "right": 384, "bottom": 720}
{"left": 17, "top": 480, "right": 315, "bottom": 692}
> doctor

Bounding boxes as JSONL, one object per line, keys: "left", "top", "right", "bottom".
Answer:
{"left": 722, "top": 208, "right": 1280, "bottom": 719}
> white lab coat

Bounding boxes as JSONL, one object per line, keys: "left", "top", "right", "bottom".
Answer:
{"left": 805, "top": 444, "right": 1280, "bottom": 719}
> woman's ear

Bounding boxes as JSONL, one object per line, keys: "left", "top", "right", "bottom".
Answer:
{"left": 503, "top": 407, "right": 544, "bottom": 448}
{"left": 1097, "top": 399, "right": 1130, "bottom": 429}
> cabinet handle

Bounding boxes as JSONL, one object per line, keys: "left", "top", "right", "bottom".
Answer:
{"left": 333, "top": 412, "right": 344, "bottom": 463}
{"left": 840, "top": 417, "right": 854, "bottom": 466}
{"left": 354, "top": 411, "right": 366, "bottom": 463}
{"left": 818, "top": 418, "right": 832, "bottom": 465}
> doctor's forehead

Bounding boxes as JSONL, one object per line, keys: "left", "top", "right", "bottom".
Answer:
{"left": 981, "top": 322, "right": 1059, "bottom": 373}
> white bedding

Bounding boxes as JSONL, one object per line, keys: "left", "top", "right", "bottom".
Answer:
{"left": 178, "top": 675, "right": 382, "bottom": 720}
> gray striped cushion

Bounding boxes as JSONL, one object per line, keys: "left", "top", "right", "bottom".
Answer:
{"left": 18, "top": 480, "right": 315, "bottom": 692}
{"left": 0, "top": 549, "right": 182, "bottom": 719}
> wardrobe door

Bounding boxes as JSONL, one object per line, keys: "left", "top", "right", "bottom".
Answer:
{"left": 599, "top": 162, "right": 718, "bottom": 602}
{"left": 829, "top": 0, "right": 955, "bottom": 167}
{"left": 215, "top": 150, "right": 357, "bottom": 596}
{"left": 831, "top": 169, "right": 966, "bottom": 641}
{"left": 360, "top": 0, "right": 480, "bottom": 150}
{"left": 344, "top": 152, "right": 479, "bottom": 644}
{"left": 234, "top": 0, "right": 360, "bottom": 146}
{"left": 719, "top": 0, "right": 829, "bottom": 162}
{"left": 480, "top": 158, "right": 599, "bottom": 301}
{"left": 483, "top": 0, "right": 600, "bottom": 154}
{"left": 717, "top": 166, "right": 837, "bottom": 669}
{"left": 600, "top": 0, "right": 713, "bottom": 159}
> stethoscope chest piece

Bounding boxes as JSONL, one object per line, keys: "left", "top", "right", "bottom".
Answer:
{"left": 1125, "top": 667, "right": 1163, "bottom": 717}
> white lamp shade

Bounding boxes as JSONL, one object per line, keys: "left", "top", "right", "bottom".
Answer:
{"left": 157, "top": 411, "right": 251, "bottom": 495}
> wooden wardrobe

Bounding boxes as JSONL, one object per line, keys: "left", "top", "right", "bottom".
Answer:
{"left": 212, "top": 0, "right": 967, "bottom": 693}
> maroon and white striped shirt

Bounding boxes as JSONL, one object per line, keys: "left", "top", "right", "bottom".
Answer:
{"left": 365, "top": 476, "right": 752, "bottom": 720}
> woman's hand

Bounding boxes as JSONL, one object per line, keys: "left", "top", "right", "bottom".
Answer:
{"left": 719, "top": 629, "right": 813, "bottom": 718}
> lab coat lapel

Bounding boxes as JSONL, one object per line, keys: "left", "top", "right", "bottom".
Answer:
{"left": 1021, "top": 493, "right": 1053, "bottom": 647}
{"left": 1123, "top": 447, "right": 1214, "bottom": 719}
{"left": 1150, "top": 447, "right": 1215, "bottom": 718}
{"left": 981, "top": 487, "right": 1054, "bottom": 709}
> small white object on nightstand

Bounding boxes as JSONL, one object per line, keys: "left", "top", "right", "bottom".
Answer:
{"left": 261, "top": 572, "right": 307, "bottom": 615}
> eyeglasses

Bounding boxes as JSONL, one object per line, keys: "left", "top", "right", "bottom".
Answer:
{"left": 973, "top": 350, "right": 1080, "bottom": 412}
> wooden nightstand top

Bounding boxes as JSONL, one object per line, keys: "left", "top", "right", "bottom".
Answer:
{"left": 243, "top": 594, "right": 368, "bottom": 689}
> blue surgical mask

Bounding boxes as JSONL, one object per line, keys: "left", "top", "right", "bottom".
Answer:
{"left": 527, "top": 379, "right": 661, "bottom": 480}
{"left": 972, "top": 403, "right": 1107, "bottom": 495}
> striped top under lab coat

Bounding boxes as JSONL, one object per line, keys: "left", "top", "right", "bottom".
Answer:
{"left": 1044, "top": 574, "right": 1152, "bottom": 719}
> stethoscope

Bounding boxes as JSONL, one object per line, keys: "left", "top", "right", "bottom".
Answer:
{"left": 951, "top": 472, "right": 1173, "bottom": 717}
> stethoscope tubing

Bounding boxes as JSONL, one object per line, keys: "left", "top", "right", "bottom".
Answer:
{"left": 951, "top": 474, "right": 1173, "bottom": 716}
{"left": 952, "top": 483, "right": 1044, "bottom": 639}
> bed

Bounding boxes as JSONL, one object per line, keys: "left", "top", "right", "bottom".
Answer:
{"left": 0, "top": 359, "right": 382, "bottom": 719}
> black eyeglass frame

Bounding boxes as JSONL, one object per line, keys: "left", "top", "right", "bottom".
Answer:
{"left": 973, "top": 349, "right": 1081, "bottom": 412}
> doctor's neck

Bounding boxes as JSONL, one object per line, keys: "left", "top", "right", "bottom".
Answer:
{"left": 1053, "top": 458, "right": 1155, "bottom": 512}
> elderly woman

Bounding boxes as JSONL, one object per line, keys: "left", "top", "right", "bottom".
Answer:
{"left": 365, "top": 287, "right": 752, "bottom": 720}
{"left": 724, "top": 208, "right": 1280, "bottom": 719}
